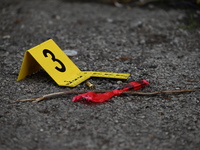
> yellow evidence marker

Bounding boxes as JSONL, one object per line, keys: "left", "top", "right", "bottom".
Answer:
{"left": 17, "top": 39, "right": 130, "bottom": 87}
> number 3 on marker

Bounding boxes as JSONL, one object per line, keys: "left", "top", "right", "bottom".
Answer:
{"left": 43, "top": 49, "right": 66, "bottom": 72}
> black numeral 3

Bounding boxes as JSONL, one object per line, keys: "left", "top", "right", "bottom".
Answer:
{"left": 43, "top": 49, "right": 66, "bottom": 72}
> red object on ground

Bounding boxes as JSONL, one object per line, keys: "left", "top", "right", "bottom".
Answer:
{"left": 72, "top": 80, "right": 149, "bottom": 103}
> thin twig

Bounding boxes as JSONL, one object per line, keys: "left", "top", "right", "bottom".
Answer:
{"left": 11, "top": 89, "right": 198, "bottom": 103}
{"left": 123, "top": 89, "right": 198, "bottom": 95}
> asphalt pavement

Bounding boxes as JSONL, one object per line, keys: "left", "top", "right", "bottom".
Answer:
{"left": 0, "top": 0, "right": 200, "bottom": 150}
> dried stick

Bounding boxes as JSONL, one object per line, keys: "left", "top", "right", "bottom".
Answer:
{"left": 11, "top": 89, "right": 198, "bottom": 103}
{"left": 12, "top": 90, "right": 108, "bottom": 103}
{"left": 123, "top": 89, "right": 198, "bottom": 95}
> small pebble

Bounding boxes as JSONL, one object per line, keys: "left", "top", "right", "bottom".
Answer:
{"left": 2, "top": 35, "right": 11, "bottom": 39}
{"left": 63, "top": 49, "right": 78, "bottom": 56}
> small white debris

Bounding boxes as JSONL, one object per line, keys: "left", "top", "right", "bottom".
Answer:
{"left": 3, "top": 35, "right": 10, "bottom": 39}
{"left": 63, "top": 49, "right": 78, "bottom": 56}
{"left": 114, "top": 2, "right": 123, "bottom": 8}
{"left": 117, "top": 81, "right": 122, "bottom": 84}
{"left": 107, "top": 18, "right": 113, "bottom": 23}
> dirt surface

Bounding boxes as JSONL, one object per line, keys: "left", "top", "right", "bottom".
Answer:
{"left": 0, "top": 0, "right": 200, "bottom": 150}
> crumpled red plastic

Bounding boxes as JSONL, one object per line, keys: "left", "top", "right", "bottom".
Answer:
{"left": 72, "top": 80, "right": 149, "bottom": 103}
